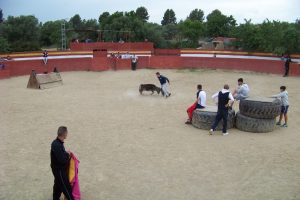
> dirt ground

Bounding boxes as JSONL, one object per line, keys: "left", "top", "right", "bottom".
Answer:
{"left": 1, "top": 69, "right": 300, "bottom": 200}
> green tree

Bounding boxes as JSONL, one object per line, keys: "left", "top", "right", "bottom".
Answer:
{"left": 295, "top": 19, "right": 300, "bottom": 29}
{"left": 0, "top": 9, "right": 3, "bottom": 23}
{"left": 162, "top": 23, "right": 178, "bottom": 40}
{"left": 1, "top": 15, "right": 40, "bottom": 51}
{"left": 187, "top": 9, "right": 204, "bottom": 22}
{"left": 257, "top": 20, "right": 300, "bottom": 54}
{"left": 136, "top": 7, "right": 149, "bottom": 22}
{"left": 232, "top": 19, "right": 300, "bottom": 54}
{"left": 98, "top": 12, "right": 110, "bottom": 25}
{"left": 232, "top": 19, "right": 260, "bottom": 51}
{"left": 179, "top": 19, "right": 204, "bottom": 47}
{"left": 140, "top": 23, "right": 166, "bottom": 47}
{"left": 69, "top": 14, "right": 82, "bottom": 30}
{"left": 40, "top": 20, "right": 61, "bottom": 47}
{"left": 206, "top": 9, "right": 236, "bottom": 37}
{"left": 161, "top": 9, "right": 176, "bottom": 25}
{"left": 281, "top": 25, "right": 300, "bottom": 54}
{"left": 99, "top": 11, "right": 144, "bottom": 42}
{"left": 0, "top": 36, "right": 10, "bottom": 52}
{"left": 81, "top": 19, "right": 99, "bottom": 41}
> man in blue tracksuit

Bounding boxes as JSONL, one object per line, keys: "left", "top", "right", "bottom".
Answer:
{"left": 156, "top": 72, "right": 171, "bottom": 97}
{"left": 210, "top": 84, "right": 234, "bottom": 136}
{"left": 50, "top": 126, "right": 74, "bottom": 200}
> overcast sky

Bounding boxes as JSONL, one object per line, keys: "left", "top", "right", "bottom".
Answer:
{"left": 1, "top": 0, "right": 299, "bottom": 24}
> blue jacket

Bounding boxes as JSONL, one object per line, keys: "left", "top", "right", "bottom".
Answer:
{"left": 158, "top": 75, "right": 169, "bottom": 85}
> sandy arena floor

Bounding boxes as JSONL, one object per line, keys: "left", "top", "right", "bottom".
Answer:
{"left": 1, "top": 69, "right": 300, "bottom": 200}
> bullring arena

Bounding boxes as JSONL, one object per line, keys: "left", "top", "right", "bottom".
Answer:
{"left": 1, "top": 42, "right": 300, "bottom": 200}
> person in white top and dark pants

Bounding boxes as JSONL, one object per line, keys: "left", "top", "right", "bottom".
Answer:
{"left": 185, "top": 84, "right": 206, "bottom": 124}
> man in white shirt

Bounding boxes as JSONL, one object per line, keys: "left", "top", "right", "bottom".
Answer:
{"left": 210, "top": 84, "right": 234, "bottom": 135}
{"left": 186, "top": 84, "right": 206, "bottom": 124}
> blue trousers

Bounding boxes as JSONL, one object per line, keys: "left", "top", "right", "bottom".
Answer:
{"left": 211, "top": 110, "right": 228, "bottom": 133}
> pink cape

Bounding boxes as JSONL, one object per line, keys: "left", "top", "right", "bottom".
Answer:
{"left": 68, "top": 152, "right": 81, "bottom": 200}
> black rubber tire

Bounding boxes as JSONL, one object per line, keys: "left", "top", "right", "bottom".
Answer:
{"left": 236, "top": 112, "right": 276, "bottom": 133}
{"left": 192, "top": 109, "right": 235, "bottom": 130}
{"left": 239, "top": 97, "right": 281, "bottom": 119}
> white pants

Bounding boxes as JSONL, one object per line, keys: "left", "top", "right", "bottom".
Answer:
{"left": 162, "top": 83, "right": 170, "bottom": 96}
{"left": 43, "top": 57, "right": 48, "bottom": 64}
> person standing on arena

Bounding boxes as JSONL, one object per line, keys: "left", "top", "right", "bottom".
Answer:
{"left": 43, "top": 50, "right": 48, "bottom": 65}
{"left": 272, "top": 86, "right": 289, "bottom": 127}
{"left": 210, "top": 84, "right": 234, "bottom": 136}
{"left": 233, "top": 78, "right": 250, "bottom": 100}
{"left": 131, "top": 54, "right": 138, "bottom": 70}
{"left": 185, "top": 84, "right": 206, "bottom": 124}
{"left": 283, "top": 54, "right": 292, "bottom": 77}
{"left": 156, "top": 72, "right": 171, "bottom": 97}
{"left": 50, "top": 126, "right": 74, "bottom": 200}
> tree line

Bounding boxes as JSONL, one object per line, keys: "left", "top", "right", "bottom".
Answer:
{"left": 0, "top": 7, "right": 299, "bottom": 55}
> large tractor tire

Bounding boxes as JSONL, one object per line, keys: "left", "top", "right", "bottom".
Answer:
{"left": 239, "top": 97, "right": 281, "bottom": 119}
{"left": 236, "top": 112, "right": 276, "bottom": 133}
{"left": 192, "top": 106, "right": 235, "bottom": 130}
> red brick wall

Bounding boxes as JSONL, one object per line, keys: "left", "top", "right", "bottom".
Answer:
{"left": 136, "top": 57, "right": 150, "bottom": 69}
{"left": 181, "top": 57, "right": 283, "bottom": 73}
{"left": 148, "top": 56, "right": 182, "bottom": 69}
{"left": 92, "top": 57, "right": 112, "bottom": 71}
{"left": 0, "top": 69, "right": 10, "bottom": 79}
{"left": 116, "top": 59, "right": 132, "bottom": 70}
{"left": 1, "top": 55, "right": 300, "bottom": 80}
{"left": 154, "top": 49, "right": 181, "bottom": 56}
{"left": 93, "top": 49, "right": 108, "bottom": 57}
{"left": 5, "top": 58, "right": 91, "bottom": 77}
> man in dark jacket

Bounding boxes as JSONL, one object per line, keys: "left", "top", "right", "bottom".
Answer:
{"left": 283, "top": 54, "right": 292, "bottom": 77}
{"left": 50, "top": 126, "right": 74, "bottom": 200}
{"left": 156, "top": 72, "right": 171, "bottom": 97}
{"left": 209, "top": 84, "right": 234, "bottom": 136}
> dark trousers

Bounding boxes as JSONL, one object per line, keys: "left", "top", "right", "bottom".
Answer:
{"left": 211, "top": 110, "right": 228, "bottom": 133}
{"left": 284, "top": 66, "right": 289, "bottom": 76}
{"left": 131, "top": 62, "right": 137, "bottom": 70}
{"left": 52, "top": 168, "right": 74, "bottom": 200}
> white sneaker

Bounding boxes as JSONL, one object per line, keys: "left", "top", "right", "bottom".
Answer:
{"left": 223, "top": 132, "right": 229, "bottom": 136}
{"left": 209, "top": 129, "right": 214, "bottom": 135}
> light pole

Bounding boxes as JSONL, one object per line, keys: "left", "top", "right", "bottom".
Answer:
{"left": 61, "top": 18, "right": 69, "bottom": 50}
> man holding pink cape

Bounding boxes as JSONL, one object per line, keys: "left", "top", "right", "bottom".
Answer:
{"left": 50, "top": 126, "right": 75, "bottom": 200}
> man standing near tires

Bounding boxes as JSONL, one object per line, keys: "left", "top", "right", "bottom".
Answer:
{"left": 156, "top": 72, "right": 171, "bottom": 98}
{"left": 50, "top": 126, "right": 74, "bottom": 200}
{"left": 210, "top": 84, "right": 234, "bottom": 136}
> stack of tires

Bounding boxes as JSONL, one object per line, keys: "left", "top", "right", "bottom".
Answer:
{"left": 192, "top": 106, "right": 236, "bottom": 130}
{"left": 236, "top": 97, "right": 281, "bottom": 133}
